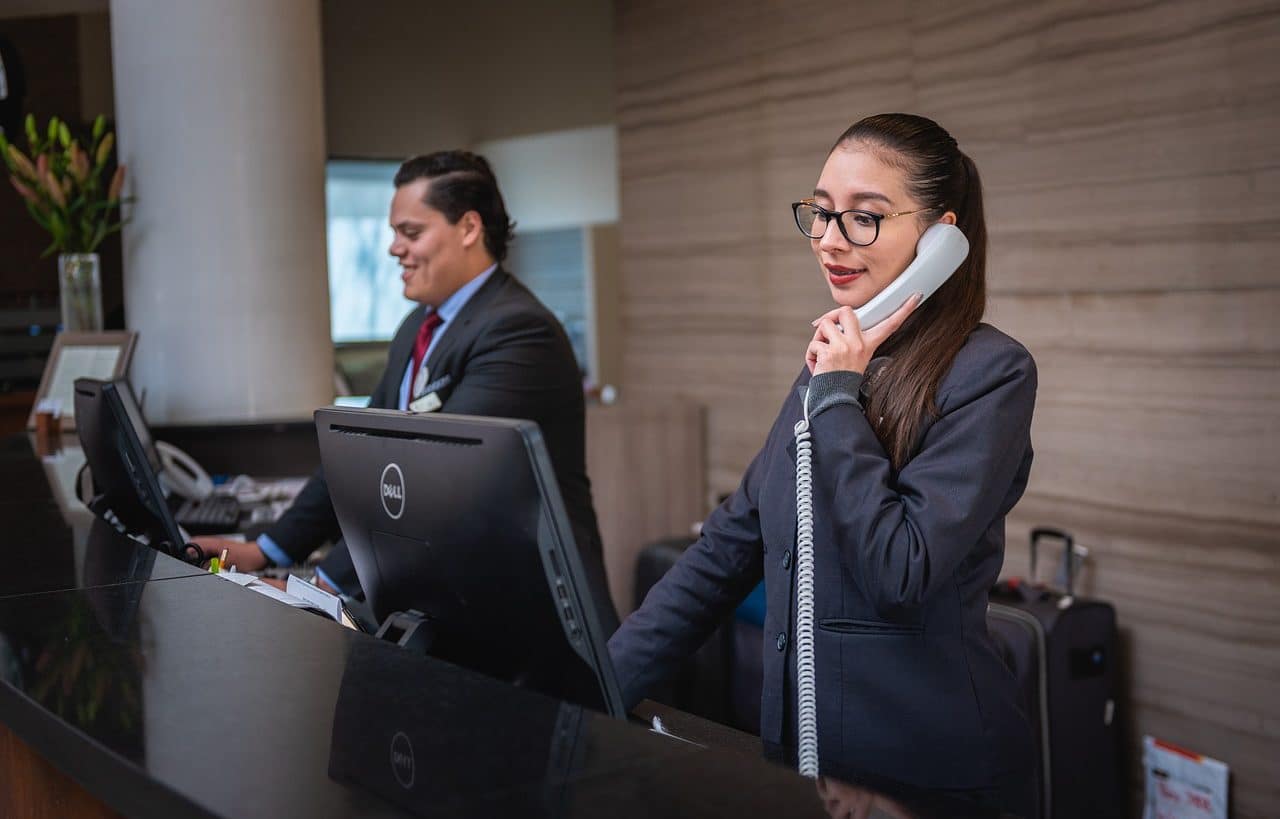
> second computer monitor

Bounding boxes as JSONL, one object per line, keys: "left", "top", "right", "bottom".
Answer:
{"left": 315, "top": 407, "right": 625, "bottom": 717}
{"left": 74, "top": 377, "right": 189, "bottom": 559}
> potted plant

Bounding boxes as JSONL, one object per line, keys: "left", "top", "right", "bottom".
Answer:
{"left": 0, "top": 114, "right": 129, "bottom": 331}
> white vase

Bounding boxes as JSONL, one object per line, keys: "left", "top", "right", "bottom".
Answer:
{"left": 58, "top": 252, "right": 104, "bottom": 332}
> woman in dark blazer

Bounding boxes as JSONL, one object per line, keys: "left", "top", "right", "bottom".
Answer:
{"left": 608, "top": 113, "right": 1037, "bottom": 815}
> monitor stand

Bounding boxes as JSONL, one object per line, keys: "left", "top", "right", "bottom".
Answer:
{"left": 374, "top": 609, "right": 437, "bottom": 654}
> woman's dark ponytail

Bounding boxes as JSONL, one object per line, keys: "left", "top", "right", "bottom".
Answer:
{"left": 832, "top": 115, "right": 987, "bottom": 468}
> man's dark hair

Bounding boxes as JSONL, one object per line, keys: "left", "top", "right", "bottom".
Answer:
{"left": 394, "top": 151, "right": 515, "bottom": 262}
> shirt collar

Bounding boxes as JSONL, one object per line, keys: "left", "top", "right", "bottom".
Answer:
{"left": 425, "top": 263, "right": 498, "bottom": 324}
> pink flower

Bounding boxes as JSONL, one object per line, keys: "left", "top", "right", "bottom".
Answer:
{"left": 6, "top": 145, "right": 37, "bottom": 181}
{"left": 108, "top": 165, "right": 127, "bottom": 203}
{"left": 71, "top": 146, "right": 91, "bottom": 184}
{"left": 10, "top": 176, "right": 41, "bottom": 207}
{"left": 40, "top": 168, "right": 66, "bottom": 208}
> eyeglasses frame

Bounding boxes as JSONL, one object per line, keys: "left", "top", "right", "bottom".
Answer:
{"left": 791, "top": 197, "right": 938, "bottom": 246}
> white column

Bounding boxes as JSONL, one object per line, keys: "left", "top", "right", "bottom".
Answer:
{"left": 109, "top": 0, "right": 332, "bottom": 423}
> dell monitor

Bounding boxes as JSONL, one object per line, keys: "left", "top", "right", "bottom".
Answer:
{"left": 314, "top": 407, "right": 625, "bottom": 718}
{"left": 74, "top": 377, "right": 195, "bottom": 562}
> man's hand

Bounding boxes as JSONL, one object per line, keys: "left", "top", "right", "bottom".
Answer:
{"left": 191, "top": 536, "right": 269, "bottom": 572}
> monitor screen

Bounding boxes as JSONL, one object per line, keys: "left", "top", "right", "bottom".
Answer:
{"left": 74, "top": 377, "right": 189, "bottom": 559}
{"left": 115, "top": 379, "right": 161, "bottom": 474}
{"left": 315, "top": 407, "right": 625, "bottom": 718}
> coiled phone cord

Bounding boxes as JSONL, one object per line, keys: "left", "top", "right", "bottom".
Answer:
{"left": 793, "top": 388, "right": 819, "bottom": 778}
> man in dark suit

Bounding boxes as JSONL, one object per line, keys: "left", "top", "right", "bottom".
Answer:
{"left": 196, "top": 151, "right": 614, "bottom": 626}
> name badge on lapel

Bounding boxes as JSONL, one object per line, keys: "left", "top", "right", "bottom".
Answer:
{"left": 418, "top": 373, "right": 452, "bottom": 397}
{"left": 408, "top": 371, "right": 451, "bottom": 414}
{"left": 409, "top": 392, "right": 442, "bottom": 413}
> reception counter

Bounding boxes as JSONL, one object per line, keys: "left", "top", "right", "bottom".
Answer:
{"left": 0, "top": 433, "right": 1002, "bottom": 818}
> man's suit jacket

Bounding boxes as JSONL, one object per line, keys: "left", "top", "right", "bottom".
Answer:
{"left": 608, "top": 324, "right": 1037, "bottom": 792}
{"left": 263, "top": 269, "right": 614, "bottom": 626}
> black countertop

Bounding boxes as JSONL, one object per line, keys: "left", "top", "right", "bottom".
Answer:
{"left": 1, "top": 434, "right": 1004, "bottom": 818}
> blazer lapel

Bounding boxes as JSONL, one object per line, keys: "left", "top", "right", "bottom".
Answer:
{"left": 423, "top": 268, "right": 508, "bottom": 374}
{"left": 771, "top": 380, "right": 817, "bottom": 553}
{"left": 390, "top": 311, "right": 423, "bottom": 374}
{"left": 776, "top": 385, "right": 806, "bottom": 550}
{"left": 372, "top": 308, "right": 427, "bottom": 409}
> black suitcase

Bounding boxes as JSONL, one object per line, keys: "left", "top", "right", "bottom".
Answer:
{"left": 989, "top": 527, "right": 1125, "bottom": 819}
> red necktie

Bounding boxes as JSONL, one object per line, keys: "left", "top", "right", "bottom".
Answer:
{"left": 410, "top": 312, "right": 444, "bottom": 391}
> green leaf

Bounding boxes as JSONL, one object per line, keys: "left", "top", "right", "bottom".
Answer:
{"left": 88, "top": 221, "right": 107, "bottom": 252}
{"left": 24, "top": 200, "right": 52, "bottom": 231}
{"left": 47, "top": 117, "right": 58, "bottom": 142}
{"left": 92, "top": 115, "right": 106, "bottom": 141}
{"left": 48, "top": 210, "right": 66, "bottom": 242}
{"left": 24, "top": 114, "right": 37, "bottom": 146}
{"left": 58, "top": 122, "right": 71, "bottom": 148}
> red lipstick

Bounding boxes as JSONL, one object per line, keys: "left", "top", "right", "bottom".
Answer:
{"left": 825, "top": 263, "right": 865, "bottom": 286}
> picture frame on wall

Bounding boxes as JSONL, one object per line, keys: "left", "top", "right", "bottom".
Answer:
{"left": 26, "top": 331, "right": 139, "bottom": 431}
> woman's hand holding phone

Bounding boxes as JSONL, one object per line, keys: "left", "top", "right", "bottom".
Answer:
{"left": 806, "top": 294, "right": 920, "bottom": 376}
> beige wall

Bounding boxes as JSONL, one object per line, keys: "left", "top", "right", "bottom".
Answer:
{"left": 615, "top": 1, "right": 1280, "bottom": 815}
{"left": 321, "top": 0, "right": 614, "bottom": 157}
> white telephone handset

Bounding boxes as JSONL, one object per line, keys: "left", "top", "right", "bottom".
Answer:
{"left": 156, "top": 440, "right": 214, "bottom": 501}
{"left": 792, "top": 222, "right": 969, "bottom": 779}
{"left": 853, "top": 222, "right": 969, "bottom": 330}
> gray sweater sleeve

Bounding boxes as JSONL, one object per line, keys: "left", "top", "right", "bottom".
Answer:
{"left": 806, "top": 370, "right": 864, "bottom": 418}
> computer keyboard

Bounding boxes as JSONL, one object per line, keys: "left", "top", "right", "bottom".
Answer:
{"left": 173, "top": 495, "right": 242, "bottom": 533}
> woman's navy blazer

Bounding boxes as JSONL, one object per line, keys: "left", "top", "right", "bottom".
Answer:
{"left": 609, "top": 323, "right": 1038, "bottom": 791}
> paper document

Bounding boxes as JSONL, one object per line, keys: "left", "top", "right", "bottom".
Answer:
{"left": 211, "top": 570, "right": 357, "bottom": 629}
{"left": 217, "top": 570, "right": 260, "bottom": 587}
{"left": 287, "top": 574, "right": 344, "bottom": 621}
{"left": 46, "top": 345, "right": 122, "bottom": 422}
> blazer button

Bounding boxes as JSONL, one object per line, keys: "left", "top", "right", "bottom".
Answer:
{"left": 776, "top": 632, "right": 787, "bottom": 652}
{"left": 781, "top": 550, "right": 792, "bottom": 570}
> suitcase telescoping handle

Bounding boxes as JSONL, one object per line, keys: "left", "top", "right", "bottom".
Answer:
{"left": 1030, "top": 526, "right": 1075, "bottom": 597}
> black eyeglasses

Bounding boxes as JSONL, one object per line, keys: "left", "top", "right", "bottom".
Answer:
{"left": 791, "top": 198, "right": 936, "bottom": 246}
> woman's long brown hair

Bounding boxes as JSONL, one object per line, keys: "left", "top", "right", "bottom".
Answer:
{"left": 833, "top": 114, "right": 988, "bottom": 470}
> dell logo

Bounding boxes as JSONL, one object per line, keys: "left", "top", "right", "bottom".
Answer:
{"left": 380, "top": 463, "right": 405, "bottom": 520}
{"left": 390, "top": 731, "right": 415, "bottom": 789}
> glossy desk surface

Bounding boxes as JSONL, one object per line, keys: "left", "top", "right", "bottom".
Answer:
{"left": 0, "top": 434, "right": 1000, "bottom": 818}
